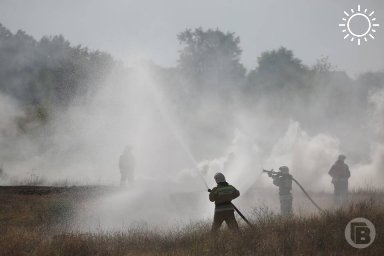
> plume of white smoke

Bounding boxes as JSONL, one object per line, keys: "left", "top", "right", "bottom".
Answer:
{"left": 264, "top": 121, "right": 340, "bottom": 192}
{"left": 0, "top": 94, "right": 23, "bottom": 139}
{"left": 0, "top": 94, "right": 24, "bottom": 183}
{"left": 352, "top": 88, "right": 384, "bottom": 188}
{"left": 1, "top": 59, "right": 383, "bottom": 230}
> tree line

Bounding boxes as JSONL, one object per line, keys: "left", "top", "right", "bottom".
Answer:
{"left": 1, "top": 24, "right": 383, "bottom": 158}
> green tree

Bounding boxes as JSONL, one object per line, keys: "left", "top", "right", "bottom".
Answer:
{"left": 312, "top": 56, "right": 336, "bottom": 73}
{"left": 0, "top": 23, "right": 118, "bottom": 132}
{"left": 248, "top": 47, "right": 308, "bottom": 92}
{"left": 177, "top": 28, "right": 245, "bottom": 91}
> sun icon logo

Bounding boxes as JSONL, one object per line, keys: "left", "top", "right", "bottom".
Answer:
{"left": 339, "top": 4, "right": 379, "bottom": 46}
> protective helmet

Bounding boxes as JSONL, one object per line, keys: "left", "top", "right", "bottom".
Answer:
{"left": 279, "top": 166, "right": 289, "bottom": 174}
{"left": 214, "top": 172, "right": 226, "bottom": 183}
{"left": 338, "top": 154, "right": 346, "bottom": 161}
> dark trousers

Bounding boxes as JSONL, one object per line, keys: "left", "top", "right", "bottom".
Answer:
{"left": 211, "top": 210, "right": 239, "bottom": 232}
{"left": 120, "top": 171, "right": 133, "bottom": 187}
{"left": 334, "top": 180, "right": 348, "bottom": 196}
{"left": 279, "top": 194, "right": 293, "bottom": 216}
{"left": 333, "top": 179, "right": 348, "bottom": 203}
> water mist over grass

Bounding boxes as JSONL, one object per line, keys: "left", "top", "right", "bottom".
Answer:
{"left": 0, "top": 26, "right": 383, "bottom": 230}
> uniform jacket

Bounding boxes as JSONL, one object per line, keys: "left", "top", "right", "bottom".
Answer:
{"left": 329, "top": 160, "right": 350, "bottom": 183}
{"left": 119, "top": 152, "right": 135, "bottom": 174}
{"left": 272, "top": 174, "right": 292, "bottom": 196}
{"left": 209, "top": 182, "right": 240, "bottom": 212}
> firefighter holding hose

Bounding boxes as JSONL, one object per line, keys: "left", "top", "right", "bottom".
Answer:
{"left": 267, "top": 166, "right": 293, "bottom": 216}
{"left": 208, "top": 172, "right": 240, "bottom": 232}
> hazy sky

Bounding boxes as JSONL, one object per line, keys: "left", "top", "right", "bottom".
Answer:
{"left": 0, "top": 0, "right": 383, "bottom": 76}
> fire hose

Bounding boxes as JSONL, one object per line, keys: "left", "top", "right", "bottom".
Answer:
{"left": 263, "top": 169, "right": 324, "bottom": 213}
{"left": 208, "top": 189, "right": 253, "bottom": 227}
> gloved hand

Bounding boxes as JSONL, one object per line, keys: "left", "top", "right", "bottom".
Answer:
{"left": 208, "top": 189, "right": 212, "bottom": 192}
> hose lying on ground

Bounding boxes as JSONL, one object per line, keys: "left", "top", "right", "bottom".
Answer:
{"left": 291, "top": 177, "right": 325, "bottom": 213}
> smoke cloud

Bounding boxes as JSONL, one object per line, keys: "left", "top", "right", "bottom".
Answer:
{"left": 0, "top": 24, "right": 383, "bottom": 230}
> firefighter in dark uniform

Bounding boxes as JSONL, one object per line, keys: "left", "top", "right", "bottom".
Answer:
{"left": 329, "top": 154, "right": 350, "bottom": 202}
{"left": 119, "top": 145, "right": 135, "bottom": 186}
{"left": 269, "top": 166, "right": 293, "bottom": 216}
{"left": 209, "top": 172, "right": 240, "bottom": 232}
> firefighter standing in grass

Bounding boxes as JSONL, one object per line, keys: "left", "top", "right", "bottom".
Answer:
{"left": 119, "top": 145, "right": 135, "bottom": 187}
{"left": 209, "top": 172, "right": 240, "bottom": 232}
{"left": 328, "top": 154, "right": 350, "bottom": 203}
{"left": 269, "top": 166, "right": 293, "bottom": 216}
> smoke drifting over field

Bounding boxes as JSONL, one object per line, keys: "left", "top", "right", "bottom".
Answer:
{"left": 0, "top": 23, "right": 383, "bottom": 230}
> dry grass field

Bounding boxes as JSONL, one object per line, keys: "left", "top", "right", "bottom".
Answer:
{"left": 0, "top": 186, "right": 383, "bottom": 256}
